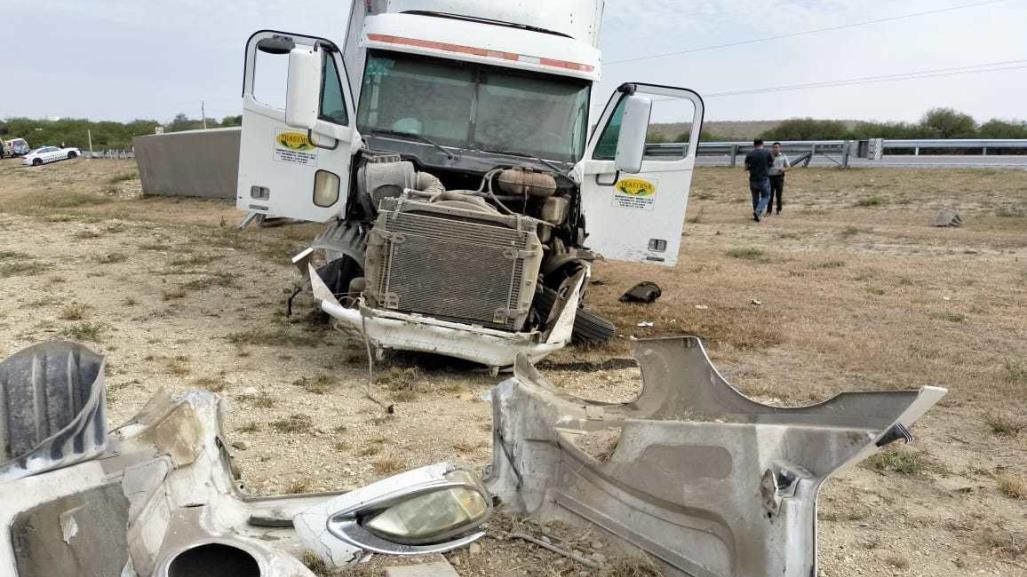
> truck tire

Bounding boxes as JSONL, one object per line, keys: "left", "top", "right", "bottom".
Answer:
{"left": 534, "top": 287, "right": 616, "bottom": 345}
{"left": 570, "top": 306, "right": 617, "bottom": 345}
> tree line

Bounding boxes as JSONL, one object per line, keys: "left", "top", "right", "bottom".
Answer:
{"left": 0, "top": 114, "right": 243, "bottom": 151}
{"left": 759, "top": 108, "right": 1027, "bottom": 141}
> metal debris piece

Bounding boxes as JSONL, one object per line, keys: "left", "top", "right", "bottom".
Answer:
{"left": 509, "top": 531, "right": 602, "bottom": 569}
{"left": 0, "top": 343, "right": 489, "bottom": 577}
{"left": 486, "top": 336, "right": 946, "bottom": 577}
{"left": 933, "top": 209, "right": 963, "bottom": 227}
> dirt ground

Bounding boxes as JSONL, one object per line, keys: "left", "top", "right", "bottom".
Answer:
{"left": 1, "top": 157, "right": 1025, "bottom": 576}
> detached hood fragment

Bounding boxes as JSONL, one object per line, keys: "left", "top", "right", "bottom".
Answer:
{"left": 486, "top": 336, "right": 946, "bottom": 577}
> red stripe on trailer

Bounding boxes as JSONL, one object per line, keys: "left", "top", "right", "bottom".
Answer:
{"left": 366, "top": 34, "right": 593, "bottom": 73}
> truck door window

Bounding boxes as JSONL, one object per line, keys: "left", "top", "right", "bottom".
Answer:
{"left": 644, "top": 98, "right": 697, "bottom": 160}
{"left": 320, "top": 55, "right": 349, "bottom": 125}
{"left": 593, "top": 98, "right": 626, "bottom": 160}
{"left": 593, "top": 95, "right": 697, "bottom": 161}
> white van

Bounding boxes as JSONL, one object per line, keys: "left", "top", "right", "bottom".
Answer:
{"left": 2, "top": 138, "right": 30, "bottom": 158}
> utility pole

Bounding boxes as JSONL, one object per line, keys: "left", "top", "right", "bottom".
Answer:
{"left": 201, "top": 100, "right": 207, "bottom": 129}
{"left": 87, "top": 129, "right": 93, "bottom": 160}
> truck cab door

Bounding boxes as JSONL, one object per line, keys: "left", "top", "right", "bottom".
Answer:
{"left": 238, "top": 31, "right": 359, "bottom": 223}
{"left": 576, "top": 84, "right": 704, "bottom": 266}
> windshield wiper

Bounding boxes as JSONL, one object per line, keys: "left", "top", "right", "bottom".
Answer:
{"left": 365, "top": 129, "right": 456, "bottom": 160}
{"left": 476, "top": 147, "right": 571, "bottom": 176}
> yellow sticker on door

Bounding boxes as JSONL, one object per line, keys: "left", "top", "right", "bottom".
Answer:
{"left": 274, "top": 129, "right": 318, "bottom": 165}
{"left": 277, "top": 131, "right": 315, "bottom": 151}
{"left": 613, "top": 177, "right": 657, "bottom": 210}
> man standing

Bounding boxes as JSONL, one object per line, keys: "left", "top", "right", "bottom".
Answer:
{"left": 767, "top": 142, "right": 790, "bottom": 216}
{"left": 744, "top": 139, "right": 773, "bottom": 222}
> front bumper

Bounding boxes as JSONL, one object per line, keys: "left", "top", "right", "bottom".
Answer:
{"left": 308, "top": 263, "right": 584, "bottom": 368}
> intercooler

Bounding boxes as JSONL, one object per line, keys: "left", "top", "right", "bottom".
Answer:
{"left": 365, "top": 197, "right": 543, "bottom": 331}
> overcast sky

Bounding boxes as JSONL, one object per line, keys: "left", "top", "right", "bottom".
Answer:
{"left": 1, "top": 0, "right": 1023, "bottom": 123}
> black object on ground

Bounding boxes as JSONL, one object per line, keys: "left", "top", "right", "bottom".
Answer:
{"left": 619, "top": 281, "right": 662, "bottom": 304}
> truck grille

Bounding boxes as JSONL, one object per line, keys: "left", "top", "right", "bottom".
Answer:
{"left": 366, "top": 198, "right": 543, "bottom": 331}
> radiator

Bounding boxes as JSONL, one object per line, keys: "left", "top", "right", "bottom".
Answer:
{"left": 365, "top": 197, "right": 543, "bottom": 331}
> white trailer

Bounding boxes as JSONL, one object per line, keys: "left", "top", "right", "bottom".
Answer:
{"left": 236, "top": 0, "right": 704, "bottom": 368}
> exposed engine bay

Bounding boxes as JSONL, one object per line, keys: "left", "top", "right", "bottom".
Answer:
{"left": 303, "top": 152, "right": 615, "bottom": 366}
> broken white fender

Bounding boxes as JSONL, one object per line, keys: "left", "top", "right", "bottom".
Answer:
{"left": 486, "top": 336, "right": 946, "bottom": 577}
{"left": 0, "top": 343, "right": 490, "bottom": 577}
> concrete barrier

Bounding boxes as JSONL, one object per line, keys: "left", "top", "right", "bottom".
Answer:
{"left": 133, "top": 127, "right": 240, "bottom": 199}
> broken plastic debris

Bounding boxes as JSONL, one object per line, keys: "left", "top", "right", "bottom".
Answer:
{"left": 636, "top": 321, "right": 654, "bottom": 328}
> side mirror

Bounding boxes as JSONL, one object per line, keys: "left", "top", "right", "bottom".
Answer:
{"left": 614, "top": 94, "right": 653, "bottom": 174}
{"left": 285, "top": 46, "right": 322, "bottom": 130}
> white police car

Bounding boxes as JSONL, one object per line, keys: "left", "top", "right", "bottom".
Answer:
{"left": 22, "top": 145, "right": 81, "bottom": 166}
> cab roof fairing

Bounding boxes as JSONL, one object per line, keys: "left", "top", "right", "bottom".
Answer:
{"left": 360, "top": 12, "right": 602, "bottom": 82}
{"left": 368, "top": 0, "right": 605, "bottom": 46}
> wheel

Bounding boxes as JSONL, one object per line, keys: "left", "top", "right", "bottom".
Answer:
{"left": 533, "top": 287, "right": 616, "bottom": 345}
{"left": 32, "top": 158, "right": 42, "bottom": 166}
{"left": 67, "top": 151, "right": 78, "bottom": 159}
{"left": 570, "top": 307, "right": 617, "bottom": 345}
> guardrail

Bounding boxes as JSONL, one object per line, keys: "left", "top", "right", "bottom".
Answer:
{"left": 685, "top": 139, "right": 1027, "bottom": 168}
{"left": 87, "top": 149, "right": 135, "bottom": 159}
{"left": 881, "top": 139, "right": 1027, "bottom": 155}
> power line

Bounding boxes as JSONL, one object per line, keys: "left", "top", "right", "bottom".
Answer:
{"left": 607, "top": 0, "right": 1008, "bottom": 65}
{"left": 700, "top": 59, "right": 1027, "bottom": 98}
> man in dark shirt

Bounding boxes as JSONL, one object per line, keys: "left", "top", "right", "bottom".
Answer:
{"left": 744, "top": 139, "right": 774, "bottom": 222}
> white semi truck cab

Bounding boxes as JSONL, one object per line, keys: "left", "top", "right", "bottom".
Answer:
{"left": 237, "top": 0, "right": 704, "bottom": 368}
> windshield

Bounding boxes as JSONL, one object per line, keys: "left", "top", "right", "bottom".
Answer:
{"left": 357, "top": 51, "right": 590, "bottom": 163}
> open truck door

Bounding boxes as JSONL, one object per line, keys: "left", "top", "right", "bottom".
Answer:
{"left": 239, "top": 31, "right": 359, "bottom": 223}
{"left": 576, "top": 83, "right": 704, "bottom": 266}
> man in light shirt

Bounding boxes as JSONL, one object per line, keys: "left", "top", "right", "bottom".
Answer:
{"left": 766, "top": 142, "right": 790, "bottom": 216}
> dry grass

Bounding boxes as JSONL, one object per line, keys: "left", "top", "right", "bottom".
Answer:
{"left": 59, "top": 322, "right": 104, "bottom": 342}
{"left": 372, "top": 455, "right": 408, "bottom": 475}
{"left": 93, "top": 252, "right": 128, "bottom": 264}
{"left": 981, "top": 528, "right": 1027, "bottom": 559}
{"left": 3, "top": 160, "right": 1027, "bottom": 576}
{"left": 301, "top": 551, "right": 335, "bottom": 577}
{"left": 726, "top": 247, "right": 768, "bottom": 261}
{"left": 286, "top": 479, "right": 310, "bottom": 494}
{"left": 985, "top": 413, "right": 1024, "bottom": 436}
{"left": 601, "top": 556, "right": 662, "bottom": 577}
{"left": 59, "top": 303, "right": 88, "bottom": 321}
{"left": 0, "top": 251, "right": 49, "bottom": 277}
{"left": 882, "top": 552, "right": 910, "bottom": 570}
{"left": 226, "top": 325, "right": 322, "bottom": 348}
{"left": 237, "top": 421, "right": 260, "bottom": 433}
{"left": 863, "top": 448, "right": 931, "bottom": 476}
{"left": 294, "top": 372, "right": 338, "bottom": 395}
{"left": 996, "top": 475, "right": 1027, "bottom": 500}
{"left": 271, "top": 414, "right": 313, "bottom": 434}
{"left": 161, "top": 287, "right": 187, "bottom": 301}
{"left": 192, "top": 375, "right": 226, "bottom": 392}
